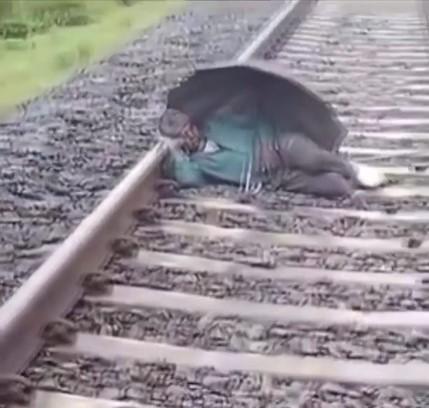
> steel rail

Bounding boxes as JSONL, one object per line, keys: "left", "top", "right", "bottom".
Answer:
{"left": 0, "top": 0, "right": 315, "bottom": 375}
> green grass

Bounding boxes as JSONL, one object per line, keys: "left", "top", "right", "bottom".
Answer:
{"left": 0, "top": 0, "right": 185, "bottom": 114}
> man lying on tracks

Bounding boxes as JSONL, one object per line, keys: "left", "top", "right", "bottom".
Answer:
{"left": 158, "top": 106, "right": 386, "bottom": 206}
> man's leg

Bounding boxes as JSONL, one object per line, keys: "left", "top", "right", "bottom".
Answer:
{"left": 278, "top": 133, "right": 357, "bottom": 182}
{"left": 283, "top": 170, "right": 354, "bottom": 197}
{"left": 280, "top": 170, "right": 367, "bottom": 207}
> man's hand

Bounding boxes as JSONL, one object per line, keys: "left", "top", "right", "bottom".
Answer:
{"left": 180, "top": 125, "right": 201, "bottom": 154}
{"left": 258, "top": 139, "right": 282, "bottom": 175}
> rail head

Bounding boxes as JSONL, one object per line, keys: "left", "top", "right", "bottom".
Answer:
{"left": 0, "top": 0, "right": 315, "bottom": 376}
{"left": 236, "top": 0, "right": 317, "bottom": 61}
{"left": 0, "top": 143, "right": 166, "bottom": 373}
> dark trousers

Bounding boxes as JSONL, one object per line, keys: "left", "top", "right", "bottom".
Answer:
{"left": 277, "top": 134, "right": 357, "bottom": 197}
{"left": 280, "top": 170, "right": 354, "bottom": 197}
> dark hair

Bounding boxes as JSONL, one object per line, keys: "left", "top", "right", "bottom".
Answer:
{"left": 159, "top": 109, "right": 190, "bottom": 138}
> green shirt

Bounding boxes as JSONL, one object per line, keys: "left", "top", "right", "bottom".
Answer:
{"left": 164, "top": 111, "right": 276, "bottom": 187}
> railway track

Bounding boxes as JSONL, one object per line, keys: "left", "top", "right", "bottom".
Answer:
{"left": 3, "top": 0, "right": 429, "bottom": 406}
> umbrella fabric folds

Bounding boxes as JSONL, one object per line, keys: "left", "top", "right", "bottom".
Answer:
{"left": 165, "top": 59, "right": 347, "bottom": 152}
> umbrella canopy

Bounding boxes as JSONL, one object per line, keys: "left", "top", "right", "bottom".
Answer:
{"left": 165, "top": 59, "right": 347, "bottom": 152}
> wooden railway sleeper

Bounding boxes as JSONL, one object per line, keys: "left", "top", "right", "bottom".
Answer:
{"left": 235, "top": 250, "right": 277, "bottom": 269}
{"left": 410, "top": 164, "right": 429, "bottom": 172}
{"left": 404, "top": 234, "right": 425, "bottom": 249}
{"left": 41, "top": 318, "right": 77, "bottom": 347}
{"left": 205, "top": 208, "right": 221, "bottom": 225}
{"left": 0, "top": 374, "right": 33, "bottom": 405}
{"left": 384, "top": 205, "right": 399, "bottom": 214}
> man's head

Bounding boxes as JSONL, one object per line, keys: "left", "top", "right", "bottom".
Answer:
{"left": 159, "top": 109, "right": 202, "bottom": 154}
{"left": 159, "top": 109, "right": 191, "bottom": 139}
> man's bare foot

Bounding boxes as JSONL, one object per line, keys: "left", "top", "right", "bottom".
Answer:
{"left": 350, "top": 162, "right": 388, "bottom": 189}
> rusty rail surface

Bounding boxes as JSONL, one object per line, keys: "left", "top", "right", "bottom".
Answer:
{"left": 0, "top": 0, "right": 314, "bottom": 377}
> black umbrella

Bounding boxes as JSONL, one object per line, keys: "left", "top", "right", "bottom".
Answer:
{"left": 165, "top": 59, "right": 347, "bottom": 152}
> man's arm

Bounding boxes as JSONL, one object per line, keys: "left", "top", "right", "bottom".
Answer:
{"left": 163, "top": 151, "right": 208, "bottom": 188}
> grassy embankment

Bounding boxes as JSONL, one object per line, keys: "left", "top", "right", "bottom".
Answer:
{"left": 0, "top": 0, "right": 184, "bottom": 114}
